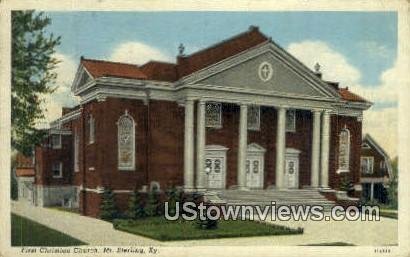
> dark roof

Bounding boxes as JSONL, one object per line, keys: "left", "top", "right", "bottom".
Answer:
{"left": 81, "top": 58, "right": 148, "bottom": 80}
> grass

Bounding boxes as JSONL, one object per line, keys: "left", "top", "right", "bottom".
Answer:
{"left": 113, "top": 217, "right": 303, "bottom": 241}
{"left": 11, "top": 213, "right": 86, "bottom": 246}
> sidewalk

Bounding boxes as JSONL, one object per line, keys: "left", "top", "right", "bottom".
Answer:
{"left": 12, "top": 201, "right": 398, "bottom": 246}
{"left": 12, "top": 201, "right": 162, "bottom": 246}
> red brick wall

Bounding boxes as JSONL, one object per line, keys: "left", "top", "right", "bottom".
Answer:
{"left": 329, "top": 115, "right": 362, "bottom": 189}
{"left": 34, "top": 134, "right": 73, "bottom": 186}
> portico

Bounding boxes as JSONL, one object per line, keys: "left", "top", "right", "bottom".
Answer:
{"left": 183, "top": 98, "right": 332, "bottom": 191}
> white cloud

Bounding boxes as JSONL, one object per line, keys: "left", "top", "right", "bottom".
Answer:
{"left": 110, "top": 41, "right": 173, "bottom": 65}
{"left": 357, "top": 41, "right": 391, "bottom": 59}
{"left": 287, "top": 40, "right": 398, "bottom": 157}
{"left": 38, "top": 53, "right": 79, "bottom": 126}
{"left": 287, "top": 40, "right": 361, "bottom": 86}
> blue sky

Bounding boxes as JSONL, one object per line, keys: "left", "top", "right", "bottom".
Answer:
{"left": 46, "top": 11, "right": 397, "bottom": 86}
{"left": 41, "top": 11, "right": 399, "bottom": 156}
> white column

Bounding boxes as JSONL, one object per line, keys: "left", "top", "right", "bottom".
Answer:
{"left": 184, "top": 99, "right": 195, "bottom": 191}
{"left": 196, "top": 100, "right": 206, "bottom": 190}
{"left": 310, "top": 109, "right": 321, "bottom": 187}
{"left": 320, "top": 110, "right": 331, "bottom": 188}
{"left": 275, "top": 106, "right": 286, "bottom": 189}
{"left": 237, "top": 104, "right": 248, "bottom": 189}
{"left": 370, "top": 183, "right": 374, "bottom": 201}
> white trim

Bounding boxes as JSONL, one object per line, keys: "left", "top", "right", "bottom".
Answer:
{"left": 50, "top": 109, "right": 82, "bottom": 129}
{"left": 258, "top": 61, "right": 273, "bottom": 82}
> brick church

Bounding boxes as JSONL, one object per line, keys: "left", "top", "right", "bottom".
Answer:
{"left": 31, "top": 26, "right": 372, "bottom": 217}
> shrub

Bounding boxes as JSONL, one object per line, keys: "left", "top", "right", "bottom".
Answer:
{"left": 165, "top": 187, "right": 183, "bottom": 216}
{"left": 99, "top": 188, "right": 118, "bottom": 221}
{"left": 127, "top": 190, "right": 146, "bottom": 220}
{"left": 196, "top": 206, "right": 218, "bottom": 230}
{"left": 145, "top": 190, "right": 160, "bottom": 217}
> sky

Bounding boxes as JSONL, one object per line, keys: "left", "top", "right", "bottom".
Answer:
{"left": 41, "top": 11, "right": 398, "bottom": 157}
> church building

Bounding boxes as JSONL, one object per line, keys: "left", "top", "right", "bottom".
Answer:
{"left": 32, "top": 26, "right": 372, "bottom": 217}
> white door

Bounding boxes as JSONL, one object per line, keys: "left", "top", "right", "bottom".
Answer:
{"left": 246, "top": 157, "right": 263, "bottom": 188}
{"left": 285, "top": 157, "right": 299, "bottom": 188}
{"left": 205, "top": 157, "right": 225, "bottom": 189}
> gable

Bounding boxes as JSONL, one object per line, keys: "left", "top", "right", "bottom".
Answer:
{"left": 196, "top": 50, "right": 336, "bottom": 99}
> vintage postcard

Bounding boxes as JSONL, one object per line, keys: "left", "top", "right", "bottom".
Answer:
{"left": 0, "top": 1, "right": 409, "bottom": 257}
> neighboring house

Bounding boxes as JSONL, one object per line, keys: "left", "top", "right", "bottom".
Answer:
{"left": 32, "top": 26, "right": 372, "bottom": 217}
{"left": 360, "top": 134, "right": 392, "bottom": 203}
{"left": 15, "top": 153, "right": 35, "bottom": 204}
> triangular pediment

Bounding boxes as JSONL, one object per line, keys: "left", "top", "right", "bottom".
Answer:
{"left": 184, "top": 42, "right": 340, "bottom": 100}
{"left": 71, "top": 64, "right": 94, "bottom": 92}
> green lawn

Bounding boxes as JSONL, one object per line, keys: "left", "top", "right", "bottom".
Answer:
{"left": 113, "top": 217, "right": 303, "bottom": 241}
{"left": 11, "top": 213, "right": 86, "bottom": 246}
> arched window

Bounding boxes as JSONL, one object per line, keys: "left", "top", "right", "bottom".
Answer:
{"left": 117, "top": 110, "right": 135, "bottom": 170}
{"left": 88, "top": 114, "right": 95, "bottom": 144}
{"left": 338, "top": 128, "right": 350, "bottom": 172}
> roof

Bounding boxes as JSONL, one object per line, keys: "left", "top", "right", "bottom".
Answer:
{"left": 81, "top": 58, "right": 148, "bottom": 80}
{"left": 338, "top": 88, "right": 368, "bottom": 103}
{"left": 16, "top": 168, "right": 35, "bottom": 177}
{"left": 15, "top": 153, "right": 34, "bottom": 168}
{"left": 140, "top": 61, "right": 178, "bottom": 82}
{"left": 176, "top": 26, "right": 268, "bottom": 77}
{"left": 78, "top": 26, "right": 368, "bottom": 104}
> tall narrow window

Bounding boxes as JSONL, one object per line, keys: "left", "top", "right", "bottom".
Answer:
{"left": 205, "top": 103, "right": 222, "bottom": 128}
{"left": 88, "top": 114, "right": 95, "bottom": 144}
{"left": 117, "top": 111, "right": 135, "bottom": 170}
{"left": 247, "top": 105, "right": 260, "bottom": 130}
{"left": 74, "top": 131, "right": 79, "bottom": 172}
{"left": 338, "top": 128, "right": 350, "bottom": 172}
{"left": 52, "top": 162, "right": 63, "bottom": 178}
{"left": 285, "top": 110, "right": 296, "bottom": 132}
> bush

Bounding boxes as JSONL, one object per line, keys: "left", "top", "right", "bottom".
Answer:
{"left": 196, "top": 207, "right": 218, "bottom": 230}
{"left": 99, "top": 188, "right": 118, "bottom": 221}
{"left": 165, "top": 187, "right": 183, "bottom": 216}
{"left": 127, "top": 190, "right": 146, "bottom": 219}
{"left": 145, "top": 190, "right": 160, "bottom": 217}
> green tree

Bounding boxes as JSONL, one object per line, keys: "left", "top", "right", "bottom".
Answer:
{"left": 99, "top": 188, "right": 118, "bottom": 221}
{"left": 127, "top": 190, "right": 146, "bottom": 219}
{"left": 387, "top": 157, "right": 398, "bottom": 209}
{"left": 12, "top": 11, "right": 61, "bottom": 156}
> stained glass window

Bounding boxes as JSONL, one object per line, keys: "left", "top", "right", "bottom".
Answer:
{"left": 205, "top": 103, "right": 222, "bottom": 128}
{"left": 247, "top": 105, "right": 260, "bottom": 130}
{"left": 285, "top": 110, "right": 296, "bottom": 132}
{"left": 338, "top": 129, "right": 350, "bottom": 171}
{"left": 118, "top": 111, "right": 135, "bottom": 170}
